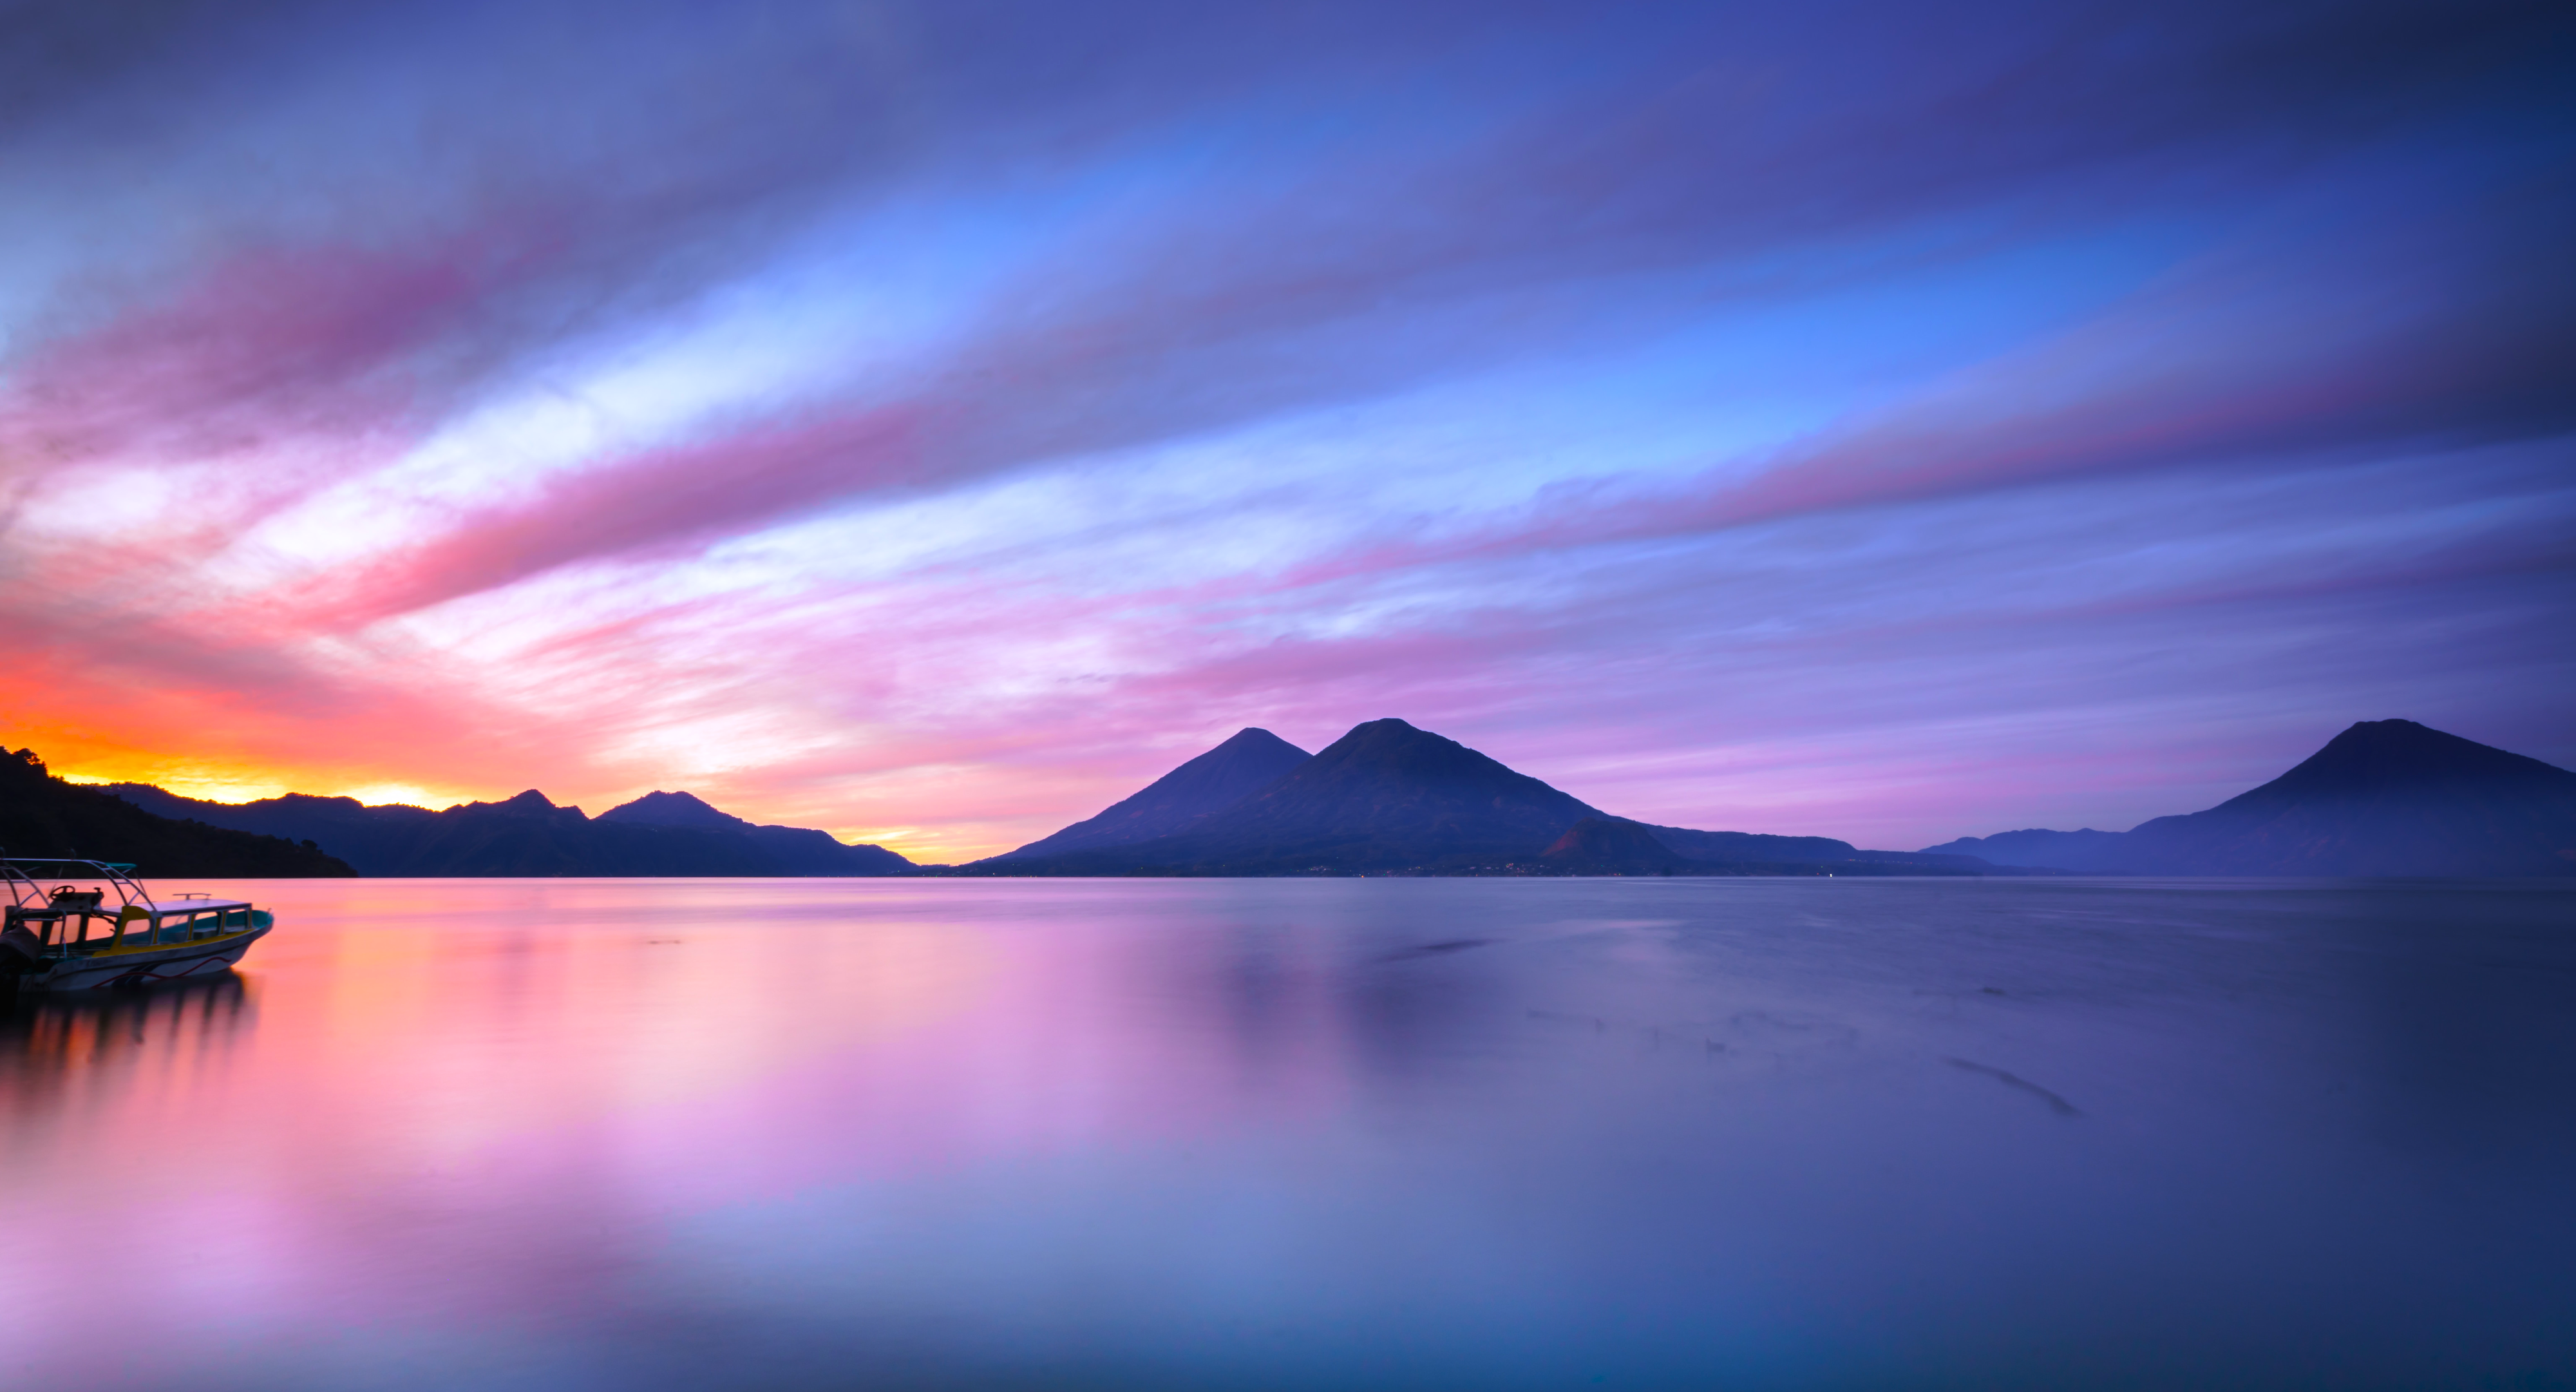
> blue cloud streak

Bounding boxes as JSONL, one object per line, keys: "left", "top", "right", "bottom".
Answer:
{"left": 0, "top": 0, "right": 2567, "bottom": 851}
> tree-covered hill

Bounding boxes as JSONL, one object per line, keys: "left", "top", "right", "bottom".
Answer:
{"left": 1, "top": 748, "right": 356, "bottom": 877}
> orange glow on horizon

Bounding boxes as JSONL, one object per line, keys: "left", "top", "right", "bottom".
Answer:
{"left": 26, "top": 734, "right": 1009, "bottom": 864}
{"left": 37, "top": 745, "right": 495, "bottom": 814}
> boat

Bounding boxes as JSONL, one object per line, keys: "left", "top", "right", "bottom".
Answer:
{"left": 0, "top": 856, "right": 274, "bottom": 991}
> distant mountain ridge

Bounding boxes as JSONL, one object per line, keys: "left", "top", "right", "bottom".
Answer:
{"left": 50, "top": 715, "right": 2555, "bottom": 882}
{"left": 102, "top": 783, "right": 912, "bottom": 877}
{"left": 1923, "top": 720, "right": 2576, "bottom": 876}
{"left": 1537, "top": 817, "right": 1683, "bottom": 874}
{"left": 995, "top": 729, "right": 1312, "bottom": 860}
{"left": 1544, "top": 817, "right": 1997, "bottom": 877}
{"left": 972, "top": 719, "right": 2000, "bottom": 877}
{"left": 3, "top": 748, "right": 354, "bottom": 877}
{"left": 595, "top": 790, "right": 909, "bottom": 874}
{"left": 1920, "top": 827, "right": 2133, "bottom": 872}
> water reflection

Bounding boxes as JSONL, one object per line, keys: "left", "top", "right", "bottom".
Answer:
{"left": 0, "top": 971, "right": 255, "bottom": 1109}
{"left": 0, "top": 877, "right": 2566, "bottom": 1391}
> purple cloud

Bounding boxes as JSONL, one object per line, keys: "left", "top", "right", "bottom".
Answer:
{"left": 0, "top": 0, "right": 2566, "bottom": 855}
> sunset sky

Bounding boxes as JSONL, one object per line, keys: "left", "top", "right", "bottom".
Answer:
{"left": 2, "top": 0, "right": 2569, "bottom": 861}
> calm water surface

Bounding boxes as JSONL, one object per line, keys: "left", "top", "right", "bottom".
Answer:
{"left": 3, "top": 877, "right": 2571, "bottom": 1390}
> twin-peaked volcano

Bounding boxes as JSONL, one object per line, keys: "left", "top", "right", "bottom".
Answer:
{"left": 974, "top": 718, "right": 1967, "bottom": 876}
{"left": 1140, "top": 718, "right": 1606, "bottom": 871}
{"left": 981, "top": 719, "right": 1609, "bottom": 873}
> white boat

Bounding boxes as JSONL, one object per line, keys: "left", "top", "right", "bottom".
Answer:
{"left": 1, "top": 857, "right": 274, "bottom": 991}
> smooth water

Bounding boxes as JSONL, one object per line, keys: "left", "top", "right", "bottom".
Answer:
{"left": 3, "top": 877, "right": 2570, "bottom": 1391}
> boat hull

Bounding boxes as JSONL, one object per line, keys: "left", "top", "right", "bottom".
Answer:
{"left": 26, "top": 925, "right": 272, "bottom": 991}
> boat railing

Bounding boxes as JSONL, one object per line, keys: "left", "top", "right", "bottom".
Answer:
{"left": 1, "top": 854, "right": 164, "bottom": 954}
{"left": 0, "top": 855, "right": 156, "bottom": 913}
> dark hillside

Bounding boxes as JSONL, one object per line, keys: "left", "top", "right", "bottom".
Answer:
{"left": 2123, "top": 720, "right": 2576, "bottom": 875}
{"left": 1922, "top": 721, "right": 2576, "bottom": 875}
{"left": 987, "top": 719, "right": 1604, "bottom": 873}
{"left": 108, "top": 783, "right": 912, "bottom": 876}
{"left": 3, "top": 750, "right": 355, "bottom": 877}
{"left": 1918, "top": 828, "right": 2136, "bottom": 872}
{"left": 975, "top": 719, "right": 2011, "bottom": 877}
{"left": 1538, "top": 817, "right": 1686, "bottom": 874}
{"left": 598, "top": 791, "right": 914, "bottom": 874}
{"left": 108, "top": 787, "right": 437, "bottom": 873}
{"left": 996, "top": 729, "right": 1313, "bottom": 859}
{"left": 596, "top": 790, "right": 748, "bottom": 831}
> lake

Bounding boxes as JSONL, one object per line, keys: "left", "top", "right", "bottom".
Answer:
{"left": 3, "top": 877, "right": 2571, "bottom": 1389}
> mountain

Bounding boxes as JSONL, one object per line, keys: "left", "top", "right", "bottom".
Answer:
{"left": 103, "top": 790, "right": 443, "bottom": 873}
{"left": 1917, "top": 828, "right": 2136, "bottom": 872}
{"left": 2121, "top": 720, "right": 2576, "bottom": 875}
{"left": 981, "top": 718, "right": 1601, "bottom": 873}
{"left": 1539, "top": 817, "right": 1687, "bottom": 874}
{"left": 995, "top": 729, "right": 1312, "bottom": 859}
{"left": 1922, "top": 720, "right": 2576, "bottom": 875}
{"left": 1542, "top": 817, "right": 1997, "bottom": 877}
{"left": 598, "top": 790, "right": 915, "bottom": 875}
{"left": 1645, "top": 825, "right": 1907, "bottom": 865}
{"left": 2, "top": 748, "right": 354, "bottom": 877}
{"left": 597, "top": 790, "right": 749, "bottom": 832}
{"left": 973, "top": 718, "right": 2002, "bottom": 877}
{"left": 104, "top": 783, "right": 913, "bottom": 877}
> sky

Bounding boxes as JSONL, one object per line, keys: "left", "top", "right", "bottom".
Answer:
{"left": 0, "top": 0, "right": 2570, "bottom": 861}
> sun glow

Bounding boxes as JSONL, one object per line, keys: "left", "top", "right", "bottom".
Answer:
{"left": 53, "top": 763, "right": 484, "bottom": 812}
{"left": 0, "top": 0, "right": 2564, "bottom": 855}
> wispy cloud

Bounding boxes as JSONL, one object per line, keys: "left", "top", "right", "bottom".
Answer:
{"left": 1, "top": 0, "right": 2568, "bottom": 857}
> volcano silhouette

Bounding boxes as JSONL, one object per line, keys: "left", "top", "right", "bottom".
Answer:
{"left": 1926, "top": 720, "right": 2576, "bottom": 875}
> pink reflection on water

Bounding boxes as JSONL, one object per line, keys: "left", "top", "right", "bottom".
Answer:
{"left": 0, "top": 879, "right": 1354, "bottom": 1384}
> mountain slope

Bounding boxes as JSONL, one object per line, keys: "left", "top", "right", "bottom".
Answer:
{"left": 596, "top": 790, "right": 750, "bottom": 832}
{"left": 986, "top": 718, "right": 1605, "bottom": 873}
{"left": 1156, "top": 718, "right": 1602, "bottom": 870}
{"left": 1923, "top": 721, "right": 2576, "bottom": 875}
{"left": 996, "top": 729, "right": 1312, "bottom": 859}
{"left": 976, "top": 719, "right": 2009, "bottom": 877}
{"left": 1542, "top": 817, "right": 1996, "bottom": 877}
{"left": 106, "top": 788, "right": 440, "bottom": 873}
{"left": 1917, "top": 828, "right": 2136, "bottom": 871}
{"left": 4, "top": 749, "right": 354, "bottom": 877}
{"left": 1538, "top": 817, "right": 1686, "bottom": 873}
{"left": 598, "top": 790, "right": 914, "bottom": 874}
{"left": 2123, "top": 720, "right": 2576, "bottom": 875}
{"left": 105, "top": 783, "right": 913, "bottom": 877}
{"left": 1645, "top": 825, "right": 1879, "bottom": 864}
